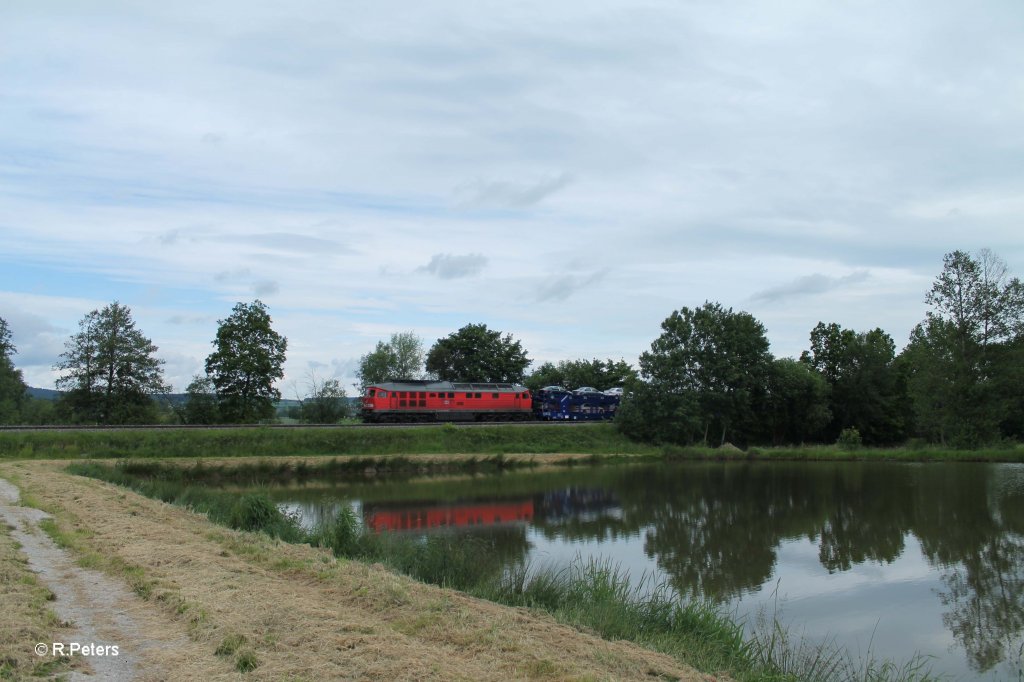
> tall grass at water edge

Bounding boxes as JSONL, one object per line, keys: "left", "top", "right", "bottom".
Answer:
{"left": 68, "top": 462, "right": 939, "bottom": 682}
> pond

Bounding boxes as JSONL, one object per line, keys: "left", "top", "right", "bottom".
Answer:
{"left": 263, "top": 461, "right": 1024, "bottom": 680}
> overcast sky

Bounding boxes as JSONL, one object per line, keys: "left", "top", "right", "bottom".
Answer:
{"left": 2, "top": 0, "right": 1022, "bottom": 394}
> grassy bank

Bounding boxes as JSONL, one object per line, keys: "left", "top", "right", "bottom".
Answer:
{"left": 69, "top": 460, "right": 937, "bottom": 682}
{"left": 4, "top": 423, "right": 1022, "bottom": 462}
{"left": 0, "top": 423, "right": 657, "bottom": 460}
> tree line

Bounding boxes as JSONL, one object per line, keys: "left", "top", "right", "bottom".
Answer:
{"left": 0, "top": 249, "right": 1020, "bottom": 443}
{"left": 618, "top": 249, "right": 1023, "bottom": 448}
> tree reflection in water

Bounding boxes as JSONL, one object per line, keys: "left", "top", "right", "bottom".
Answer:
{"left": 269, "top": 461, "right": 1024, "bottom": 676}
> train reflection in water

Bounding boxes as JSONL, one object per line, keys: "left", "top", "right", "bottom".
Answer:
{"left": 362, "top": 487, "right": 620, "bottom": 533}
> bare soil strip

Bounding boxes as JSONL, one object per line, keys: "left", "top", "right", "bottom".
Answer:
{"left": 0, "top": 477, "right": 214, "bottom": 681}
{"left": 0, "top": 459, "right": 718, "bottom": 681}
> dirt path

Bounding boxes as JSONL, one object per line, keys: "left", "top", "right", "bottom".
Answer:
{"left": 0, "top": 477, "right": 223, "bottom": 681}
{"left": 1, "top": 461, "right": 718, "bottom": 681}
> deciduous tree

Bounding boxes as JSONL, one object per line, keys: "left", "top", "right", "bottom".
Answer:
{"left": 624, "top": 302, "right": 773, "bottom": 446}
{"left": 426, "top": 324, "right": 530, "bottom": 383}
{"left": 800, "top": 322, "right": 904, "bottom": 444}
{"left": 179, "top": 374, "right": 220, "bottom": 425}
{"left": 205, "top": 300, "right": 287, "bottom": 423}
{"left": 54, "top": 302, "right": 168, "bottom": 424}
{"left": 905, "top": 249, "right": 1024, "bottom": 445}
{"left": 0, "top": 317, "right": 28, "bottom": 424}
{"left": 356, "top": 331, "right": 425, "bottom": 389}
{"left": 298, "top": 371, "right": 349, "bottom": 423}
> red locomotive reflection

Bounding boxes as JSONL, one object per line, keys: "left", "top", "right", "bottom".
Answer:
{"left": 364, "top": 500, "right": 534, "bottom": 532}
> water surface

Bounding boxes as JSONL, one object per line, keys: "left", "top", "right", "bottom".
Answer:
{"left": 268, "top": 461, "right": 1024, "bottom": 680}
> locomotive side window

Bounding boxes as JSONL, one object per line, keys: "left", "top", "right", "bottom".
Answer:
{"left": 464, "top": 393, "right": 471, "bottom": 399}
{"left": 379, "top": 391, "right": 387, "bottom": 398}
{"left": 475, "top": 392, "right": 482, "bottom": 399}
{"left": 429, "top": 393, "right": 436, "bottom": 398}
{"left": 447, "top": 392, "right": 455, "bottom": 398}
{"left": 492, "top": 393, "right": 499, "bottom": 399}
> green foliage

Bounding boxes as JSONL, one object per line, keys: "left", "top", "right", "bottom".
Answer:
{"left": 227, "top": 494, "right": 282, "bottom": 532}
{"left": 0, "top": 317, "right": 29, "bottom": 424}
{"left": 311, "top": 506, "right": 362, "bottom": 556}
{"left": 53, "top": 302, "right": 168, "bottom": 425}
{"left": 296, "top": 374, "right": 348, "bottom": 424}
{"left": 903, "top": 249, "right": 1024, "bottom": 447}
{"left": 356, "top": 331, "right": 425, "bottom": 389}
{"left": 205, "top": 300, "right": 287, "bottom": 423}
{"left": 626, "top": 301, "right": 773, "bottom": 446}
{"left": 526, "top": 358, "right": 636, "bottom": 392}
{"left": 425, "top": 323, "right": 530, "bottom": 383}
{"left": 801, "top": 322, "right": 905, "bottom": 445}
{"left": 836, "top": 427, "right": 863, "bottom": 450}
{"left": 5, "top": 423, "right": 653, "bottom": 460}
{"left": 762, "top": 358, "right": 831, "bottom": 445}
{"left": 179, "top": 375, "right": 220, "bottom": 425}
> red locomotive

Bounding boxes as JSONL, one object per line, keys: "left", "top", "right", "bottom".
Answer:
{"left": 360, "top": 380, "right": 532, "bottom": 422}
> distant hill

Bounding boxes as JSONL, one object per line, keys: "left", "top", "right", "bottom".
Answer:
{"left": 26, "top": 386, "right": 61, "bottom": 401}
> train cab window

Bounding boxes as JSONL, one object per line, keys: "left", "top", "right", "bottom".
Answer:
{"left": 492, "top": 393, "right": 499, "bottom": 399}
{"left": 521, "top": 392, "right": 528, "bottom": 399}
{"left": 367, "top": 388, "right": 376, "bottom": 397}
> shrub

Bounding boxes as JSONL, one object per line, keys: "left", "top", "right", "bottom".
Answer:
{"left": 836, "top": 427, "right": 863, "bottom": 451}
{"left": 228, "top": 494, "right": 281, "bottom": 532}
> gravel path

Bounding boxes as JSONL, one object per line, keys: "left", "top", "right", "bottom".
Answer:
{"left": 0, "top": 477, "right": 184, "bottom": 681}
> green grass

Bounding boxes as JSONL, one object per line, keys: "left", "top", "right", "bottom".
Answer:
{"left": 4, "top": 422, "right": 1020, "bottom": 462}
{"left": 0, "top": 423, "right": 656, "bottom": 460}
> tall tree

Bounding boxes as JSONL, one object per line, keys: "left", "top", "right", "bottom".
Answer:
{"left": 425, "top": 323, "right": 530, "bottom": 383}
{"left": 356, "top": 331, "right": 425, "bottom": 389}
{"left": 54, "top": 302, "right": 168, "bottom": 424}
{"left": 0, "top": 317, "right": 28, "bottom": 424}
{"left": 205, "top": 300, "right": 287, "bottom": 423}
{"left": 625, "top": 302, "right": 773, "bottom": 446}
{"left": 907, "top": 249, "right": 1024, "bottom": 445}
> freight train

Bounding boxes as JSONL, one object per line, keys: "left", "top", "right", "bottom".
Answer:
{"left": 359, "top": 381, "right": 620, "bottom": 423}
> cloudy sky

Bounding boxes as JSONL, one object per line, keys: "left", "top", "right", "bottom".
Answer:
{"left": 2, "top": 0, "right": 1022, "bottom": 394}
